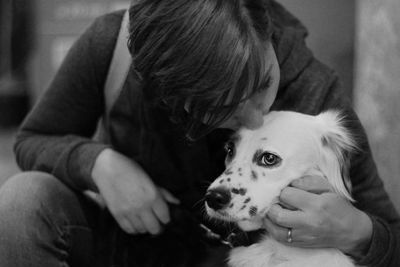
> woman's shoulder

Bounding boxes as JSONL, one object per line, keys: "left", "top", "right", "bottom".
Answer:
{"left": 267, "top": 0, "right": 308, "bottom": 35}
{"left": 87, "top": 9, "right": 126, "bottom": 56}
{"left": 68, "top": 10, "right": 126, "bottom": 88}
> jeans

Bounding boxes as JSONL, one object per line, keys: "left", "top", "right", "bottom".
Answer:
{"left": 0, "top": 171, "right": 113, "bottom": 267}
{"left": 0, "top": 171, "right": 230, "bottom": 267}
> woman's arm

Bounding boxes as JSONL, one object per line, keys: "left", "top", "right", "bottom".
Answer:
{"left": 14, "top": 11, "right": 124, "bottom": 191}
{"left": 343, "top": 106, "right": 400, "bottom": 266}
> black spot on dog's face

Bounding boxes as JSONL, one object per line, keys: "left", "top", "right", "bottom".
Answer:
{"left": 231, "top": 188, "right": 247, "bottom": 196}
{"left": 229, "top": 203, "right": 234, "bottom": 208}
{"left": 219, "top": 179, "right": 224, "bottom": 184}
{"left": 252, "top": 149, "right": 263, "bottom": 164}
{"left": 251, "top": 170, "right": 258, "bottom": 180}
{"left": 238, "top": 188, "right": 247, "bottom": 196}
{"left": 224, "top": 168, "right": 233, "bottom": 175}
{"left": 224, "top": 137, "right": 240, "bottom": 163}
{"left": 227, "top": 178, "right": 231, "bottom": 182}
{"left": 321, "top": 136, "right": 329, "bottom": 147}
{"left": 244, "top": 197, "right": 251, "bottom": 203}
{"left": 249, "top": 206, "right": 258, "bottom": 217}
{"left": 240, "top": 205, "right": 247, "bottom": 211}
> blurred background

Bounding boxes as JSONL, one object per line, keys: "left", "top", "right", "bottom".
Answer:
{"left": 0, "top": 0, "right": 399, "bottom": 210}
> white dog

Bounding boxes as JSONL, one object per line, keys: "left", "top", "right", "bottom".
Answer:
{"left": 205, "top": 110, "right": 360, "bottom": 267}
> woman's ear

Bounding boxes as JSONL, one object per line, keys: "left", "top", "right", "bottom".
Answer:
{"left": 315, "top": 110, "right": 358, "bottom": 201}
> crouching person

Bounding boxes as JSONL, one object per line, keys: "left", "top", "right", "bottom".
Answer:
{"left": 1, "top": 0, "right": 399, "bottom": 266}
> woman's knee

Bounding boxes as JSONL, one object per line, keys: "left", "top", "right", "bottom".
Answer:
{"left": 1, "top": 171, "right": 73, "bottom": 211}
{"left": 0, "top": 171, "right": 98, "bottom": 265}
{"left": 0, "top": 171, "right": 90, "bottom": 234}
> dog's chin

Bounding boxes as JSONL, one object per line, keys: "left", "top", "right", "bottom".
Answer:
{"left": 206, "top": 206, "right": 234, "bottom": 222}
{"left": 206, "top": 206, "right": 264, "bottom": 231}
{"left": 237, "top": 218, "right": 263, "bottom": 231}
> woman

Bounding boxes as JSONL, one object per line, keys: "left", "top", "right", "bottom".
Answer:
{"left": 0, "top": 0, "right": 398, "bottom": 266}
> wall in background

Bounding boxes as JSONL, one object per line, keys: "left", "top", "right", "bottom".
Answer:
{"left": 354, "top": 0, "right": 400, "bottom": 211}
{"left": 0, "top": 0, "right": 34, "bottom": 127}
{"left": 31, "top": 0, "right": 131, "bottom": 102}
{"left": 31, "top": 0, "right": 355, "bottom": 103}
{"left": 278, "top": 0, "right": 355, "bottom": 99}
{"left": 279, "top": 0, "right": 399, "bottom": 211}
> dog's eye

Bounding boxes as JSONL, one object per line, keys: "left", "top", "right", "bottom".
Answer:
{"left": 224, "top": 142, "right": 235, "bottom": 158}
{"left": 260, "top": 152, "right": 281, "bottom": 167}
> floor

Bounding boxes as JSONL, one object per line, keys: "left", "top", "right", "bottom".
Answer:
{"left": 0, "top": 128, "right": 20, "bottom": 186}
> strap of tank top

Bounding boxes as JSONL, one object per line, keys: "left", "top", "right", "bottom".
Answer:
{"left": 103, "top": 9, "right": 132, "bottom": 115}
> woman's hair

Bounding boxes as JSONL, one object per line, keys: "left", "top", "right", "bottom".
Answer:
{"left": 128, "top": 0, "right": 273, "bottom": 140}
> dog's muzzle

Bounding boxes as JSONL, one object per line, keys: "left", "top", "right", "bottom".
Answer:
{"left": 205, "top": 187, "right": 231, "bottom": 210}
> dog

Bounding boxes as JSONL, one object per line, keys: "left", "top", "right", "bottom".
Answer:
{"left": 205, "top": 110, "right": 359, "bottom": 267}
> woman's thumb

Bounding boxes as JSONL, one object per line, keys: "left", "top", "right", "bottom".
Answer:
{"left": 159, "top": 187, "right": 180, "bottom": 204}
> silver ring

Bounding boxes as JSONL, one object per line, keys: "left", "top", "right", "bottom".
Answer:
{"left": 287, "top": 228, "right": 293, "bottom": 243}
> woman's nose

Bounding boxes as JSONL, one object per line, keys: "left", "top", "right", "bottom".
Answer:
{"left": 237, "top": 101, "right": 264, "bottom": 129}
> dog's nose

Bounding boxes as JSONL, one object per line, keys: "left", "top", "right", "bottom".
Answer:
{"left": 205, "top": 187, "right": 231, "bottom": 211}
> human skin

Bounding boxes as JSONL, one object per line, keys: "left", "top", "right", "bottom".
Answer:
{"left": 265, "top": 176, "right": 373, "bottom": 258}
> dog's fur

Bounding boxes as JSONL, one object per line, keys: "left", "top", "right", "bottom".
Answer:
{"left": 206, "top": 110, "right": 359, "bottom": 267}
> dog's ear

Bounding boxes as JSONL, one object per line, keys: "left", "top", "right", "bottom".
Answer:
{"left": 315, "top": 110, "right": 357, "bottom": 201}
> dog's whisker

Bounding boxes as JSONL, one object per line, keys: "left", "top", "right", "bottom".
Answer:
{"left": 192, "top": 197, "right": 205, "bottom": 209}
{"left": 199, "top": 206, "right": 208, "bottom": 220}
{"left": 196, "top": 180, "right": 214, "bottom": 191}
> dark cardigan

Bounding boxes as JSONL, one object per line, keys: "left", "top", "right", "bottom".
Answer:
{"left": 15, "top": 1, "right": 400, "bottom": 266}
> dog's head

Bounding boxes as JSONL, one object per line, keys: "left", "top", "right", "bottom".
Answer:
{"left": 205, "top": 110, "right": 357, "bottom": 231}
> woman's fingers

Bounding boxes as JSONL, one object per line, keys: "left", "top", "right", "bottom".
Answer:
{"left": 140, "top": 210, "right": 162, "bottom": 235}
{"left": 264, "top": 217, "right": 289, "bottom": 243}
{"left": 152, "top": 194, "right": 171, "bottom": 225}
{"left": 117, "top": 214, "right": 148, "bottom": 234}
{"left": 128, "top": 215, "right": 147, "bottom": 234}
{"left": 264, "top": 217, "right": 318, "bottom": 247}
{"left": 264, "top": 217, "right": 308, "bottom": 246}
{"left": 159, "top": 187, "right": 180, "bottom": 204}
{"left": 291, "top": 175, "right": 334, "bottom": 194}
{"left": 267, "top": 203, "right": 305, "bottom": 228}
{"left": 115, "top": 187, "right": 180, "bottom": 235}
{"left": 279, "top": 187, "right": 316, "bottom": 211}
{"left": 117, "top": 216, "right": 137, "bottom": 234}
{"left": 117, "top": 208, "right": 161, "bottom": 235}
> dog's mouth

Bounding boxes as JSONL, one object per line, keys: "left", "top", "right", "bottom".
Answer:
{"left": 205, "top": 188, "right": 282, "bottom": 231}
{"left": 205, "top": 202, "right": 237, "bottom": 221}
{"left": 205, "top": 202, "right": 265, "bottom": 231}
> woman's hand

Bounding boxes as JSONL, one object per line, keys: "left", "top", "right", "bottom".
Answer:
{"left": 91, "top": 148, "right": 180, "bottom": 235}
{"left": 264, "top": 175, "right": 373, "bottom": 257}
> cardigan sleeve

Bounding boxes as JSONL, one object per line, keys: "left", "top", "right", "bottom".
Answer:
{"left": 268, "top": 1, "right": 400, "bottom": 266}
{"left": 321, "top": 78, "right": 400, "bottom": 267}
{"left": 13, "top": 11, "right": 125, "bottom": 191}
{"left": 344, "top": 106, "right": 400, "bottom": 267}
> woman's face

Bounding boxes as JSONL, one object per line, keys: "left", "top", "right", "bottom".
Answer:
{"left": 183, "top": 44, "right": 280, "bottom": 133}
{"left": 218, "top": 44, "right": 280, "bottom": 130}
